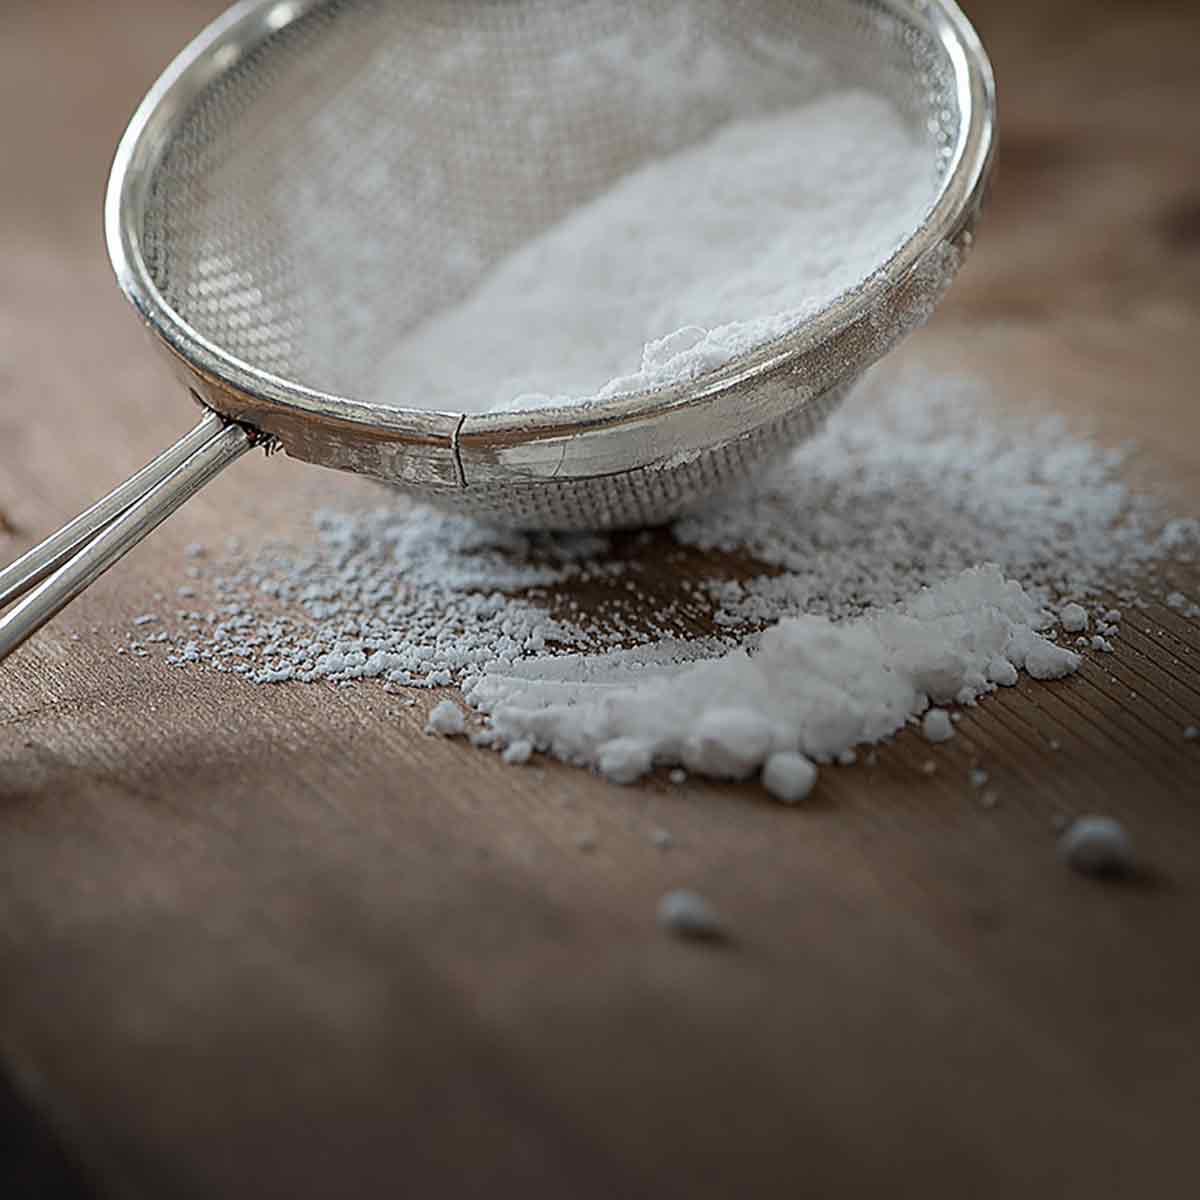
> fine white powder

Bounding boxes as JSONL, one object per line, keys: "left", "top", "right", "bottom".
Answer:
{"left": 159, "top": 367, "right": 1200, "bottom": 796}
{"left": 159, "top": 370, "right": 1198, "bottom": 794}
{"left": 373, "top": 91, "right": 931, "bottom": 414}
{"left": 469, "top": 564, "right": 1076, "bottom": 782}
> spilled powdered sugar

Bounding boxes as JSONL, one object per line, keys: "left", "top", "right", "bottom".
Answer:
{"left": 675, "top": 372, "right": 1197, "bottom": 626}
{"left": 469, "top": 564, "right": 1078, "bottom": 780}
{"left": 158, "top": 370, "right": 1199, "bottom": 790}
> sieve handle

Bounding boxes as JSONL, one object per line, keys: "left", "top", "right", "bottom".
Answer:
{"left": 0, "top": 413, "right": 252, "bottom": 663}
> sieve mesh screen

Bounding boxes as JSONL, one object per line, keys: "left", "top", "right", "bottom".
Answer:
{"left": 141, "top": 0, "right": 959, "bottom": 403}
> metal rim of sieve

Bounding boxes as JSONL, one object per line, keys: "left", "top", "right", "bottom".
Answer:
{"left": 0, "top": 0, "right": 996, "bottom": 662}
{"left": 106, "top": 0, "right": 994, "bottom": 481}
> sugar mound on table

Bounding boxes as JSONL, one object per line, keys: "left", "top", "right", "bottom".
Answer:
{"left": 467, "top": 564, "right": 1076, "bottom": 782}
{"left": 372, "top": 90, "right": 931, "bottom": 414}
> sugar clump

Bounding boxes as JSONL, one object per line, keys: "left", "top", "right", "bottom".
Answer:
{"left": 762, "top": 753, "right": 819, "bottom": 804}
{"left": 596, "top": 738, "right": 655, "bottom": 785}
{"left": 657, "top": 890, "right": 724, "bottom": 940}
{"left": 425, "top": 699, "right": 466, "bottom": 737}
{"left": 1059, "top": 603, "right": 1088, "bottom": 633}
{"left": 1057, "top": 816, "right": 1135, "bottom": 878}
{"left": 922, "top": 709, "right": 954, "bottom": 744}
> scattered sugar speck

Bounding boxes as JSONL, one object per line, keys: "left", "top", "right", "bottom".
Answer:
{"left": 657, "top": 890, "right": 724, "bottom": 940}
{"left": 922, "top": 709, "right": 954, "bottom": 744}
{"left": 1059, "top": 602, "right": 1089, "bottom": 632}
{"left": 761, "top": 752, "right": 818, "bottom": 804}
{"left": 1058, "top": 815, "right": 1134, "bottom": 878}
{"left": 425, "top": 699, "right": 467, "bottom": 737}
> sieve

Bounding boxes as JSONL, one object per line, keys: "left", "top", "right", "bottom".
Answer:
{"left": 0, "top": 0, "right": 994, "bottom": 663}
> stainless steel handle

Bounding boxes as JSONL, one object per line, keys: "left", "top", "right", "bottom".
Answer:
{"left": 0, "top": 413, "right": 253, "bottom": 663}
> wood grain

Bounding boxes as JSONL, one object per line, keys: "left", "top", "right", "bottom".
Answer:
{"left": 1, "top": 2, "right": 1199, "bottom": 1197}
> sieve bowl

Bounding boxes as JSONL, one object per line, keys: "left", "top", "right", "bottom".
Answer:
{"left": 0, "top": 0, "right": 994, "bottom": 662}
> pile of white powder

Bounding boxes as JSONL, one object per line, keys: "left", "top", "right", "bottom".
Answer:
{"left": 469, "top": 563, "right": 1079, "bottom": 786}
{"left": 140, "top": 81, "right": 1198, "bottom": 795}
{"left": 156, "top": 370, "right": 1198, "bottom": 794}
{"left": 372, "top": 90, "right": 932, "bottom": 413}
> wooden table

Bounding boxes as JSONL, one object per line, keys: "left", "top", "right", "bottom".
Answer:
{"left": 2, "top": 2, "right": 1198, "bottom": 1195}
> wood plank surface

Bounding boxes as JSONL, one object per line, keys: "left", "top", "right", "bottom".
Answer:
{"left": 2, "top": 1, "right": 1199, "bottom": 1196}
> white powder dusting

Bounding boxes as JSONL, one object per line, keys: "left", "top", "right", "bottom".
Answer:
{"left": 672, "top": 371, "right": 1198, "bottom": 623}
{"left": 373, "top": 91, "right": 931, "bottom": 414}
{"left": 1165, "top": 591, "right": 1200, "bottom": 618}
{"left": 158, "top": 370, "right": 1199, "bottom": 794}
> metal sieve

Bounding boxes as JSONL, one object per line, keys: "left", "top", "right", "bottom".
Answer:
{"left": 0, "top": 0, "right": 994, "bottom": 663}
